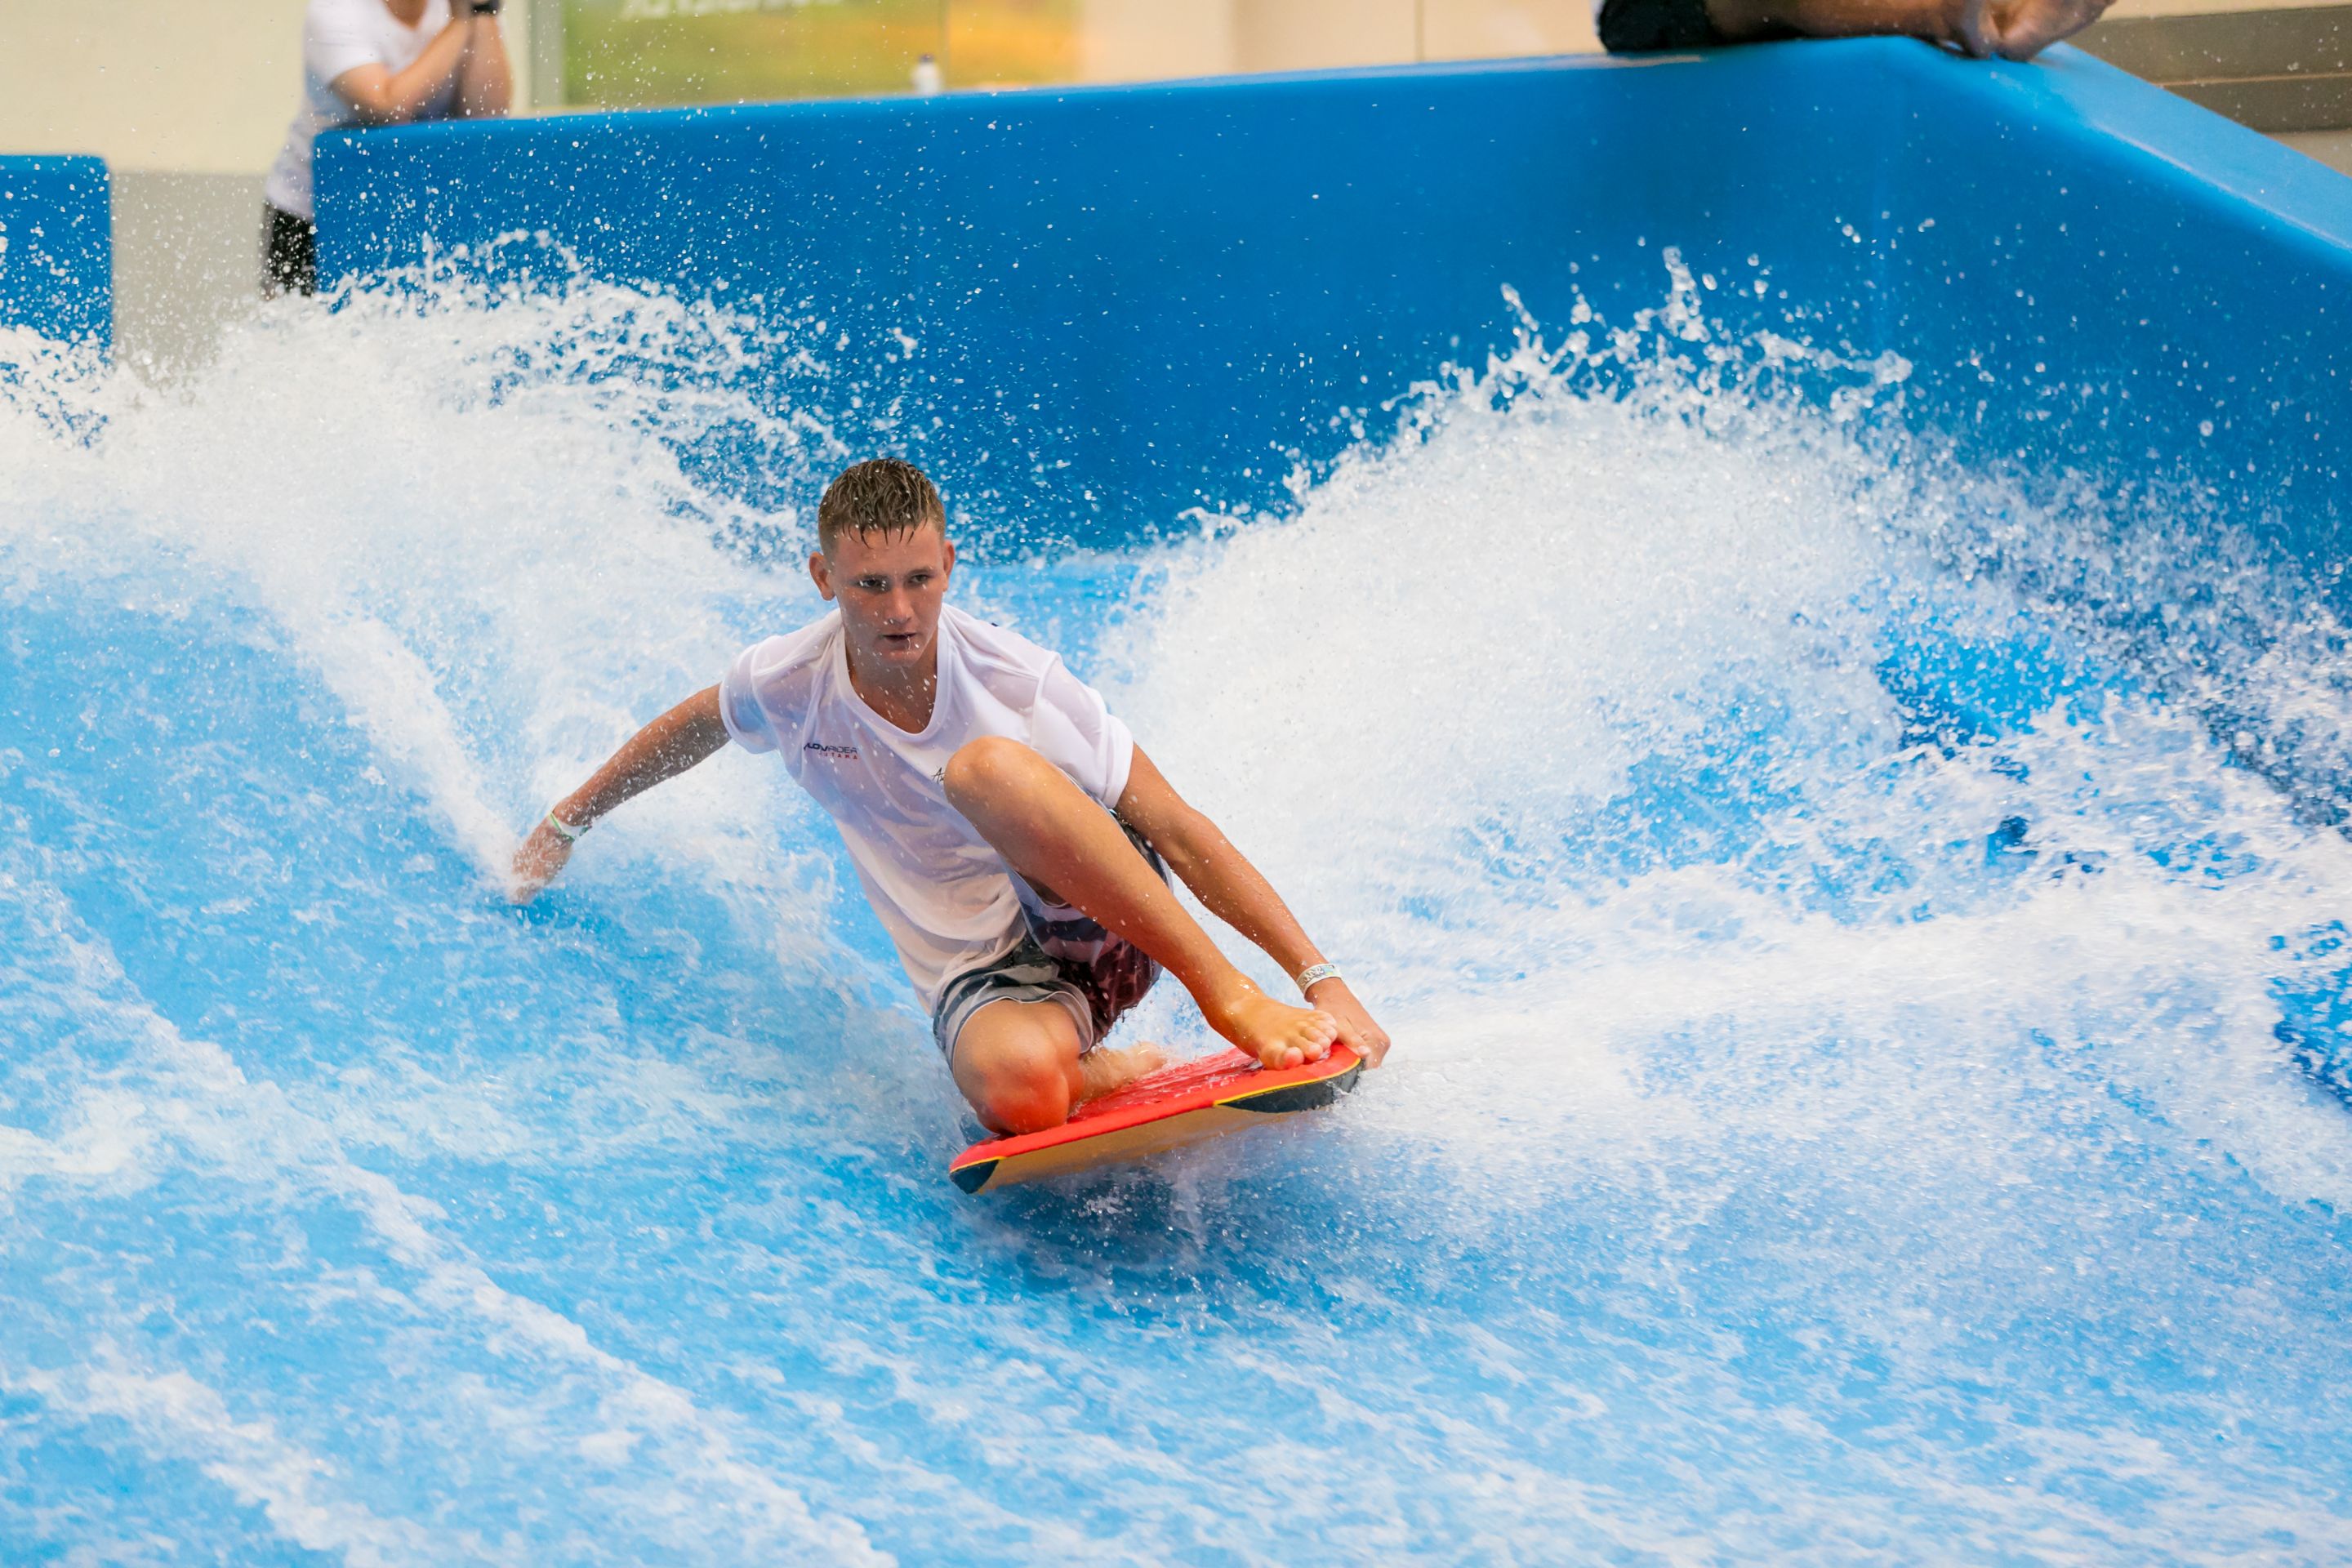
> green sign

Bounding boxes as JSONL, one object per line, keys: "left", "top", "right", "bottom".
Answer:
{"left": 561, "top": 0, "right": 1079, "bottom": 109}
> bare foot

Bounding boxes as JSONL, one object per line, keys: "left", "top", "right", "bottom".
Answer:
{"left": 1201, "top": 983, "right": 1338, "bottom": 1071}
{"left": 1077, "top": 1041, "right": 1167, "bottom": 1104}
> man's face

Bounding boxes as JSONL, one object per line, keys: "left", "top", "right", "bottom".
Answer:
{"left": 809, "top": 524, "right": 956, "bottom": 674}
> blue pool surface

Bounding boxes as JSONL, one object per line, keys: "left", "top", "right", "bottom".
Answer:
{"left": 5, "top": 39, "right": 2352, "bottom": 1566}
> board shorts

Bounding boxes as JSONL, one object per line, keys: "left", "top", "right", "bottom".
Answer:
{"left": 931, "top": 817, "right": 1165, "bottom": 1065}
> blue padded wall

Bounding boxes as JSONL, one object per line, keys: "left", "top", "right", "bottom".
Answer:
{"left": 0, "top": 157, "right": 112, "bottom": 352}
{"left": 1878, "top": 47, "right": 2352, "bottom": 562}
{"left": 315, "top": 49, "right": 1900, "bottom": 546}
{"left": 316, "top": 42, "right": 2352, "bottom": 562}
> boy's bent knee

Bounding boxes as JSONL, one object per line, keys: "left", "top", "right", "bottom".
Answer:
{"left": 942, "top": 735, "right": 1045, "bottom": 808}
{"left": 956, "top": 1016, "right": 1078, "bottom": 1134}
{"left": 969, "top": 1055, "right": 1071, "bottom": 1134}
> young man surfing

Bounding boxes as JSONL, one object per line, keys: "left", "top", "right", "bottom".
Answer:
{"left": 510, "top": 459, "right": 1390, "bottom": 1134}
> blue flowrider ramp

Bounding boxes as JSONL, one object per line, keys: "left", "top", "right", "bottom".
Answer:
{"left": 2, "top": 38, "right": 2349, "bottom": 1568}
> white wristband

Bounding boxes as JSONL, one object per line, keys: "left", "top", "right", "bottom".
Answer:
{"left": 1294, "top": 962, "right": 1342, "bottom": 994}
{"left": 545, "top": 808, "right": 587, "bottom": 843}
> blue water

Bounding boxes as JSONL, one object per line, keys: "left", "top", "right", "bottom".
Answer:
{"left": 3, "top": 273, "right": 2350, "bottom": 1564}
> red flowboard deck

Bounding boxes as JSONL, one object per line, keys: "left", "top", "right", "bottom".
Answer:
{"left": 950, "top": 1044, "right": 1363, "bottom": 1192}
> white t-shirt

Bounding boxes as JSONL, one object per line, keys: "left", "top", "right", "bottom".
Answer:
{"left": 265, "top": 0, "right": 456, "bottom": 220}
{"left": 720, "top": 605, "right": 1138, "bottom": 1013}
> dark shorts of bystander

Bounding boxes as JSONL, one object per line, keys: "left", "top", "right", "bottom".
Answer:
{"left": 261, "top": 205, "right": 317, "bottom": 297}
{"left": 1596, "top": 0, "right": 1793, "bottom": 50}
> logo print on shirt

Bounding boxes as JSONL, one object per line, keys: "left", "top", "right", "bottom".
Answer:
{"left": 804, "top": 741, "right": 861, "bottom": 761}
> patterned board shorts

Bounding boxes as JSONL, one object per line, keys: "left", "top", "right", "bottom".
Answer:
{"left": 930, "top": 817, "right": 1165, "bottom": 1065}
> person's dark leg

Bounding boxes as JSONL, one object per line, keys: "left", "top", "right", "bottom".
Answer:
{"left": 261, "top": 207, "right": 318, "bottom": 299}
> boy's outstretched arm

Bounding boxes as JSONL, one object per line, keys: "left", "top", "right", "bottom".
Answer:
{"left": 509, "top": 685, "right": 729, "bottom": 902}
{"left": 1116, "top": 747, "right": 1392, "bottom": 1067}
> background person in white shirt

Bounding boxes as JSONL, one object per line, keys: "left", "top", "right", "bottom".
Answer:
{"left": 262, "top": 0, "right": 513, "bottom": 296}
{"left": 510, "top": 459, "right": 1393, "bottom": 1137}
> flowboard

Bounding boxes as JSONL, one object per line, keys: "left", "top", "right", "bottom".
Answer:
{"left": 950, "top": 1045, "right": 1365, "bottom": 1193}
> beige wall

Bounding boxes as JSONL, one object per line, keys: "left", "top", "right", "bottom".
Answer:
{"left": 1423, "top": 0, "right": 1600, "bottom": 60}
{"left": 0, "top": 0, "right": 537, "bottom": 174}
{"left": 1076, "top": 0, "right": 1240, "bottom": 83}
{"left": 0, "top": 0, "right": 1596, "bottom": 173}
{"left": 0, "top": 0, "right": 2304, "bottom": 176}
{"left": 1076, "top": 0, "right": 1597, "bottom": 85}
{"left": 1234, "top": 0, "right": 1419, "bottom": 71}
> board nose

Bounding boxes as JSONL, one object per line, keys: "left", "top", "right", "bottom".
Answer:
{"left": 950, "top": 1157, "right": 1001, "bottom": 1194}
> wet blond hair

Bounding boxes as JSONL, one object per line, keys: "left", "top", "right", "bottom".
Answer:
{"left": 817, "top": 457, "right": 945, "bottom": 554}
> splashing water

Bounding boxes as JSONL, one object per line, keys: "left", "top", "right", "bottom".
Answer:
{"left": 2, "top": 263, "right": 2349, "bottom": 1564}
